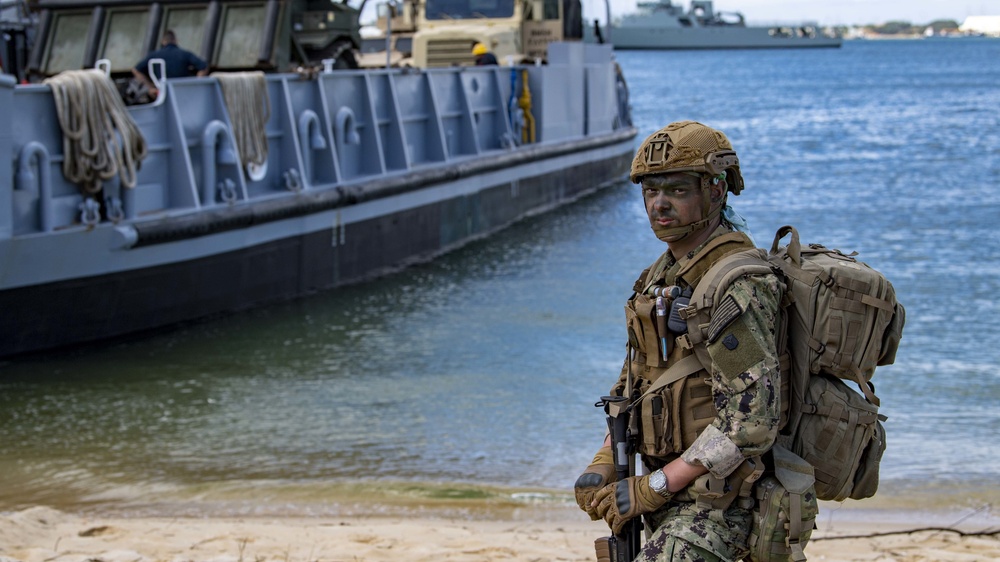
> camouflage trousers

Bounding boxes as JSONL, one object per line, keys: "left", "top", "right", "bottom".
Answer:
{"left": 636, "top": 500, "right": 753, "bottom": 562}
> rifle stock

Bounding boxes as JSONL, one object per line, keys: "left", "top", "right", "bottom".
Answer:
{"left": 595, "top": 395, "right": 641, "bottom": 562}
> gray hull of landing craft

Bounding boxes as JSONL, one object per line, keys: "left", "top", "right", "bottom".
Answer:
{"left": 0, "top": 42, "right": 636, "bottom": 358}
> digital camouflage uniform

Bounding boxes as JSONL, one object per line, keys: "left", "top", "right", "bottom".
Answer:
{"left": 613, "top": 225, "right": 783, "bottom": 562}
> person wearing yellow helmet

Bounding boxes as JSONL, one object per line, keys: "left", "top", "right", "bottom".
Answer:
{"left": 575, "top": 121, "right": 783, "bottom": 561}
{"left": 471, "top": 42, "right": 498, "bottom": 66}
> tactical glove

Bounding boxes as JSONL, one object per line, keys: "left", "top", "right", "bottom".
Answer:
{"left": 592, "top": 474, "right": 673, "bottom": 535}
{"left": 574, "top": 446, "right": 616, "bottom": 520}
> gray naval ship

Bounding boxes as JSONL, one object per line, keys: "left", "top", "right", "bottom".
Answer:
{"left": 0, "top": 0, "right": 635, "bottom": 357}
{"left": 586, "top": 0, "right": 842, "bottom": 50}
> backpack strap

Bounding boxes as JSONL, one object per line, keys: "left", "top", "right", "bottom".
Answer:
{"left": 677, "top": 248, "right": 792, "bottom": 431}
{"left": 680, "top": 248, "right": 775, "bottom": 349}
{"left": 676, "top": 231, "right": 756, "bottom": 288}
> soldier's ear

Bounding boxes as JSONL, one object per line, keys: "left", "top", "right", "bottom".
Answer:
{"left": 710, "top": 180, "right": 726, "bottom": 203}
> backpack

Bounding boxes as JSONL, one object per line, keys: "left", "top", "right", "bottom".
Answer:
{"left": 685, "top": 225, "right": 905, "bottom": 502}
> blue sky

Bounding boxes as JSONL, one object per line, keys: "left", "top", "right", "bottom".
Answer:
{"left": 582, "top": 1, "right": 1000, "bottom": 26}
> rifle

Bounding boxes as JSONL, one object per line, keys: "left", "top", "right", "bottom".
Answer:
{"left": 594, "top": 395, "right": 641, "bottom": 562}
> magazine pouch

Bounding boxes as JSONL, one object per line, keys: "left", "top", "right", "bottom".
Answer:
{"left": 748, "top": 445, "right": 818, "bottom": 562}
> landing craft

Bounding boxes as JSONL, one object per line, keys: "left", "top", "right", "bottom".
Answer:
{"left": 0, "top": 0, "right": 635, "bottom": 357}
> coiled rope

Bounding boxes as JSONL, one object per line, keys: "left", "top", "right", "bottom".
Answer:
{"left": 44, "top": 69, "right": 148, "bottom": 194}
{"left": 213, "top": 71, "right": 270, "bottom": 167}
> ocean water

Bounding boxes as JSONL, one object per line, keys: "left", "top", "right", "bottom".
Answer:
{"left": 1, "top": 39, "right": 998, "bottom": 521}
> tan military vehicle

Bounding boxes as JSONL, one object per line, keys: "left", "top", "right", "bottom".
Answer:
{"left": 360, "top": 0, "right": 583, "bottom": 68}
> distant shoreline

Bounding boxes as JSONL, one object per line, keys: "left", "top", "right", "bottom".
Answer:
{"left": 847, "top": 35, "right": 1000, "bottom": 40}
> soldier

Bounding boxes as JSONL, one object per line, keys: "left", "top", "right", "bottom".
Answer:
{"left": 132, "top": 30, "right": 208, "bottom": 99}
{"left": 574, "top": 121, "right": 783, "bottom": 561}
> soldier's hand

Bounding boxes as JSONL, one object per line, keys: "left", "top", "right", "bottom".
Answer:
{"left": 592, "top": 474, "right": 672, "bottom": 535}
{"left": 574, "top": 446, "right": 616, "bottom": 520}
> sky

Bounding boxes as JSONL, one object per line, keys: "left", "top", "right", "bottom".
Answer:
{"left": 582, "top": 0, "right": 1000, "bottom": 26}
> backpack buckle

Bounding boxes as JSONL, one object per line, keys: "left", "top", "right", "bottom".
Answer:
{"left": 677, "top": 304, "right": 698, "bottom": 320}
{"left": 676, "top": 334, "right": 693, "bottom": 350}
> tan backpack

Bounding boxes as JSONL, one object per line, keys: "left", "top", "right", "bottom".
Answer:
{"left": 684, "top": 225, "right": 904, "bottom": 561}
{"left": 687, "top": 225, "right": 904, "bottom": 501}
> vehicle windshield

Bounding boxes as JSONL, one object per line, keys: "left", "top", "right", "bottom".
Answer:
{"left": 425, "top": 0, "right": 515, "bottom": 20}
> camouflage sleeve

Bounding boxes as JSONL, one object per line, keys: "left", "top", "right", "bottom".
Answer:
{"left": 681, "top": 273, "right": 782, "bottom": 479}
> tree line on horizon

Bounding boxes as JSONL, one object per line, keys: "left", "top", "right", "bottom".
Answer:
{"left": 831, "top": 20, "right": 963, "bottom": 36}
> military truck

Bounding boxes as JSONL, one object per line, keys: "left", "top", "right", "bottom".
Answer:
{"left": 356, "top": 0, "right": 417, "bottom": 69}
{"left": 292, "top": 0, "right": 365, "bottom": 69}
{"left": 413, "top": 0, "right": 583, "bottom": 67}
{"left": 359, "top": 0, "right": 583, "bottom": 68}
{"left": 23, "top": 0, "right": 366, "bottom": 83}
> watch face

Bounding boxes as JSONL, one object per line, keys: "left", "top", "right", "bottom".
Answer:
{"left": 650, "top": 470, "right": 666, "bottom": 492}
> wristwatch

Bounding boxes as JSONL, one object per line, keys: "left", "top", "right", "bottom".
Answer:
{"left": 648, "top": 469, "right": 673, "bottom": 498}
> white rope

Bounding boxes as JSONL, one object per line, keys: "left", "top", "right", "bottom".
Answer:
{"left": 44, "top": 69, "right": 148, "bottom": 194}
{"left": 213, "top": 71, "right": 270, "bottom": 167}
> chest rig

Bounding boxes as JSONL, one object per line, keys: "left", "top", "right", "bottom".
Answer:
{"left": 621, "top": 230, "right": 757, "bottom": 465}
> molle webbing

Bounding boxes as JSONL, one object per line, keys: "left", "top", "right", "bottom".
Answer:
{"left": 635, "top": 354, "right": 703, "bottom": 401}
{"left": 626, "top": 229, "right": 760, "bottom": 461}
{"left": 769, "top": 226, "right": 900, "bottom": 409}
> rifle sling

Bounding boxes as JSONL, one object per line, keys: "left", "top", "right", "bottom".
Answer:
{"left": 635, "top": 354, "right": 704, "bottom": 405}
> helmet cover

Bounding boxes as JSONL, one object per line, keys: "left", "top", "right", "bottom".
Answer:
{"left": 630, "top": 121, "right": 745, "bottom": 195}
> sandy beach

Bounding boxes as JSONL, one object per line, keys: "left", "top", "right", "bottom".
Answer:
{"left": 2, "top": 503, "right": 998, "bottom": 562}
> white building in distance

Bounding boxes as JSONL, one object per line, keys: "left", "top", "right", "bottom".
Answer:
{"left": 960, "top": 16, "right": 1000, "bottom": 36}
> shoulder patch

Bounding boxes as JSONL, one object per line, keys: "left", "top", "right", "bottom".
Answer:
{"left": 707, "top": 294, "right": 743, "bottom": 344}
{"left": 708, "top": 315, "right": 767, "bottom": 382}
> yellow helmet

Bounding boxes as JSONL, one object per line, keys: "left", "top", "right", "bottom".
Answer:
{"left": 472, "top": 42, "right": 489, "bottom": 56}
{"left": 630, "top": 121, "right": 744, "bottom": 195}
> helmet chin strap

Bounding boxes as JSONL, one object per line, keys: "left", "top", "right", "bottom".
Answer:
{"left": 651, "top": 185, "right": 724, "bottom": 243}
{"left": 651, "top": 204, "right": 722, "bottom": 243}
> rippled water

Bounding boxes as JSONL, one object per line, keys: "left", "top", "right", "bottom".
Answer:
{"left": 2, "top": 38, "right": 999, "bottom": 518}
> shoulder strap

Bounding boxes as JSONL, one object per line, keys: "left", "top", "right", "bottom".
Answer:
{"left": 676, "top": 231, "right": 756, "bottom": 288}
{"left": 682, "top": 248, "right": 774, "bottom": 348}
{"left": 673, "top": 247, "right": 779, "bottom": 384}
{"left": 635, "top": 354, "right": 704, "bottom": 404}
{"left": 633, "top": 235, "right": 768, "bottom": 405}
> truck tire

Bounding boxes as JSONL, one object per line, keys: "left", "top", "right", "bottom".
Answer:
{"left": 321, "top": 40, "right": 359, "bottom": 70}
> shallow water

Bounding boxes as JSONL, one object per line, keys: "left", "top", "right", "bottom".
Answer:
{"left": 2, "top": 38, "right": 999, "bottom": 518}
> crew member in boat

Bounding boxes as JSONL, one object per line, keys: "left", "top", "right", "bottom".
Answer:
{"left": 472, "top": 42, "right": 498, "bottom": 65}
{"left": 132, "top": 30, "right": 208, "bottom": 98}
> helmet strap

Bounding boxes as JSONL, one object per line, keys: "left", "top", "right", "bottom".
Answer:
{"left": 651, "top": 204, "right": 722, "bottom": 243}
{"left": 650, "top": 178, "right": 724, "bottom": 243}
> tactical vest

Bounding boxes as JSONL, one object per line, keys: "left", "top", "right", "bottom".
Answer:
{"left": 620, "top": 230, "right": 759, "bottom": 466}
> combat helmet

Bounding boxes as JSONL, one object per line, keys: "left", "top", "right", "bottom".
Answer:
{"left": 630, "top": 121, "right": 744, "bottom": 195}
